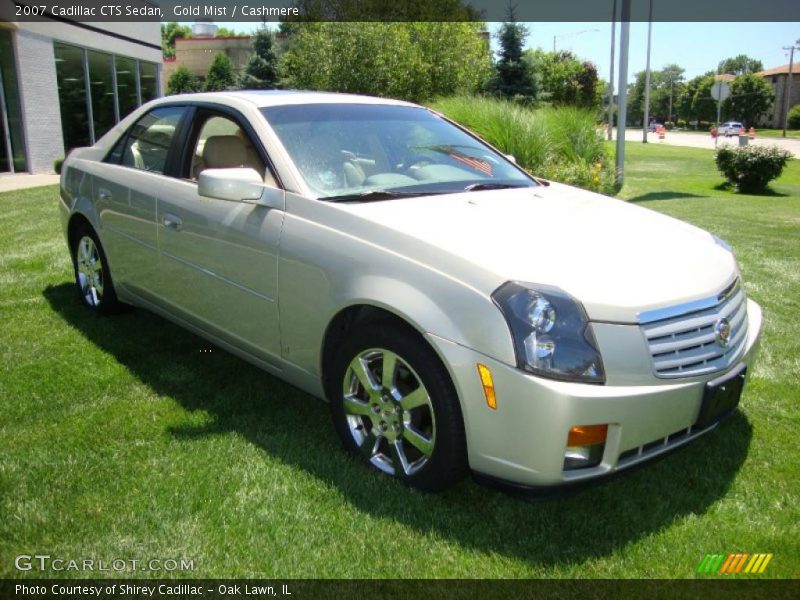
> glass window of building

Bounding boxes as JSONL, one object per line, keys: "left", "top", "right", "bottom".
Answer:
{"left": 54, "top": 42, "right": 91, "bottom": 151}
{"left": 0, "top": 29, "right": 26, "bottom": 172}
{"left": 115, "top": 56, "right": 138, "bottom": 118}
{"left": 87, "top": 50, "right": 116, "bottom": 140}
{"left": 139, "top": 62, "right": 158, "bottom": 104}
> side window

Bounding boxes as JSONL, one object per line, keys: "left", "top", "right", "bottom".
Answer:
{"left": 115, "top": 106, "right": 185, "bottom": 174}
{"left": 189, "top": 113, "right": 277, "bottom": 186}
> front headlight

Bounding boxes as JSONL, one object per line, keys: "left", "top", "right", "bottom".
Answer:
{"left": 492, "top": 282, "right": 605, "bottom": 384}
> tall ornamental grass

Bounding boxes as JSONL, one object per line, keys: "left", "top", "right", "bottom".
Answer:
{"left": 430, "top": 96, "right": 615, "bottom": 193}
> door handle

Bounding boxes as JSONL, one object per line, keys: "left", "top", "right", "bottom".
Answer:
{"left": 163, "top": 213, "right": 183, "bottom": 231}
{"left": 98, "top": 188, "right": 112, "bottom": 202}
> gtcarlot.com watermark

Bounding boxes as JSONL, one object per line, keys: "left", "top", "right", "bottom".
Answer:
{"left": 14, "top": 554, "right": 195, "bottom": 573}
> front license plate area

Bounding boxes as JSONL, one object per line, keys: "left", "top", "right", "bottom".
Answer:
{"left": 695, "top": 364, "right": 747, "bottom": 429}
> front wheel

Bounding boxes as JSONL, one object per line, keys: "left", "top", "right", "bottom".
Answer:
{"left": 329, "top": 323, "right": 468, "bottom": 492}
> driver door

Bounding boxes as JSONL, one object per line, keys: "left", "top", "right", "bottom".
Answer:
{"left": 154, "top": 107, "right": 285, "bottom": 365}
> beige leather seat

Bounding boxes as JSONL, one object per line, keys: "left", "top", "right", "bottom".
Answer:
{"left": 203, "top": 135, "right": 248, "bottom": 170}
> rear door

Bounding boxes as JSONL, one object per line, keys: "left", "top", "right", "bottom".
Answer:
{"left": 154, "top": 106, "right": 285, "bottom": 364}
{"left": 92, "top": 105, "right": 188, "bottom": 298}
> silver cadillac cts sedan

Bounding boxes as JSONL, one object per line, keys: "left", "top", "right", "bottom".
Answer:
{"left": 59, "top": 91, "right": 762, "bottom": 493}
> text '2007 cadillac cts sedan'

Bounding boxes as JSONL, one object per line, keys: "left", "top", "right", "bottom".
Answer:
{"left": 59, "top": 91, "right": 762, "bottom": 493}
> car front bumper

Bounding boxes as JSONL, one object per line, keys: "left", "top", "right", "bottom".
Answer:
{"left": 426, "top": 299, "right": 763, "bottom": 489}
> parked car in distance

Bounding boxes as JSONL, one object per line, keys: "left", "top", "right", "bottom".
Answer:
{"left": 59, "top": 91, "right": 762, "bottom": 494}
{"left": 719, "top": 121, "right": 744, "bottom": 136}
{"left": 648, "top": 121, "right": 663, "bottom": 132}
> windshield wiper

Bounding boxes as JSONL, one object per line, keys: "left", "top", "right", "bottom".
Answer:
{"left": 324, "top": 190, "right": 441, "bottom": 203}
{"left": 463, "top": 182, "right": 527, "bottom": 192}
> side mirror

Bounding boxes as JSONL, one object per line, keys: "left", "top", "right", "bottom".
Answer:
{"left": 198, "top": 168, "right": 265, "bottom": 203}
{"left": 505, "top": 154, "right": 517, "bottom": 164}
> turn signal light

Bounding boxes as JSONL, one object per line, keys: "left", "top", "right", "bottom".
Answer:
{"left": 567, "top": 424, "right": 608, "bottom": 446}
{"left": 476, "top": 363, "right": 497, "bottom": 409}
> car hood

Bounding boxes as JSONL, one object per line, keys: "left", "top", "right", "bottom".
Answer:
{"left": 341, "top": 183, "right": 738, "bottom": 323}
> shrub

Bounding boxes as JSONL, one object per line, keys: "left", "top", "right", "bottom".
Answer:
{"left": 430, "top": 95, "right": 614, "bottom": 193}
{"left": 53, "top": 157, "right": 64, "bottom": 175}
{"left": 788, "top": 104, "right": 800, "bottom": 130}
{"left": 167, "top": 66, "right": 200, "bottom": 95}
{"left": 715, "top": 145, "right": 792, "bottom": 192}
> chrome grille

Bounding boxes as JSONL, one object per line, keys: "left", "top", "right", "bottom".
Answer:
{"left": 640, "top": 279, "right": 748, "bottom": 378}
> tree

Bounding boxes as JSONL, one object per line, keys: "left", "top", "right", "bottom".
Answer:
{"left": 524, "top": 50, "right": 598, "bottom": 108}
{"left": 489, "top": 10, "right": 539, "bottom": 103}
{"left": 724, "top": 73, "right": 774, "bottom": 127}
{"left": 216, "top": 27, "right": 242, "bottom": 37}
{"left": 160, "top": 22, "right": 191, "bottom": 58}
{"left": 660, "top": 63, "right": 685, "bottom": 123}
{"left": 691, "top": 75, "right": 721, "bottom": 124}
{"left": 205, "top": 53, "right": 236, "bottom": 92}
{"left": 717, "top": 55, "right": 764, "bottom": 76}
{"left": 167, "top": 66, "right": 200, "bottom": 95}
{"left": 240, "top": 28, "right": 280, "bottom": 89}
{"left": 280, "top": 22, "right": 491, "bottom": 102}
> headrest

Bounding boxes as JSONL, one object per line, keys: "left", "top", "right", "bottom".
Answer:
{"left": 203, "top": 135, "right": 247, "bottom": 169}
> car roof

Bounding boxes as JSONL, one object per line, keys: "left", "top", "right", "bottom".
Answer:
{"left": 156, "top": 90, "right": 419, "bottom": 109}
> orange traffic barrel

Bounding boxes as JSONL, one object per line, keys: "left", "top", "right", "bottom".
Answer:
{"left": 748, "top": 127, "right": 756, "bottom": 140}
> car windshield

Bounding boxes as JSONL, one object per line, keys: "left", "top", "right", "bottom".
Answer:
{"left": 260, "top": 103, "right": 535, "bottom": 200}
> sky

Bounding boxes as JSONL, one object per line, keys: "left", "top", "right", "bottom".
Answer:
{"left": 185, "top": 21, "right": 800, "bottom": 85}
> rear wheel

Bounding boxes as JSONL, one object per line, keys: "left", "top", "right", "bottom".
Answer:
{"left": 71, "top": 224, "right": 122, "bottom": 314}
{"left": 329, "top": 322, "right": 467, "bottom": 491}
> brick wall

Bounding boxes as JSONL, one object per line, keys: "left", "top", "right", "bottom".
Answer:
{"left": 13, "top": 29, "right": 64, "bottom": 173}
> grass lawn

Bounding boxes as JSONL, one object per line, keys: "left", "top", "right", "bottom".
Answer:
{"left": 752, "top": 128, "right": 800, "bottom": 140}
{"left": 1, "top": 143, "right": 798, "bottom": 579}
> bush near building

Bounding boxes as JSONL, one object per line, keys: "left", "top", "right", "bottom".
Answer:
{"left": 715, "top": 145, "right": 792, "bottom": 192}
{"left": 205, "top": 53, "right": 236, "bottom": 92}
{"left": 167, "top": 65, "right": 201, "bottom": 95}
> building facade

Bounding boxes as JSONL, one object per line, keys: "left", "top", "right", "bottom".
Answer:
{"left": 757, "top": 64, "right": 800, "bottom": 128}
{"left": 0, "top": 20, "right": 162, "bottom": 174}
{"left": 162, "top": 35, "right": 253, "bottom": 91}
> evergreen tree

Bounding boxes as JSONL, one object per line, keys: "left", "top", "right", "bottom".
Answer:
{"left": 489, "top": 8, "right": 538, "bottom": 103}
{"left": 240, "top": 29, "right": 280, "bottom": 90}
{"left": 205, "top": 53, "right": 236, "bottom": 92}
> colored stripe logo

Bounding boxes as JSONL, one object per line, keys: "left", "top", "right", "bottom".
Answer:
{"left": 697, "top": 553, "right": 773, "bottom": 574}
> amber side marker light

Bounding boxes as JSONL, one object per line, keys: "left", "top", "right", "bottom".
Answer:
{"left": 564, "top": 424, "right": 608, "bottom": 471}
{"left": 567, "top": 424, "right": 608, "bottom": 446}
{"left": 476, "top": 364, "right": 496, "bottom": 409}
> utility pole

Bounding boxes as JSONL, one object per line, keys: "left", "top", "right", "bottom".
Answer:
{"left": 615, "top": 0, "right": 631, "bottom": 185}
{"left": 607, "top": 0, "right": 617, "bottom": 141}
{"left": 782, "top": 43, "right": 797, "bottom": 138}
{"left": 642, "top": 0, "right": 654, "bottom": 143}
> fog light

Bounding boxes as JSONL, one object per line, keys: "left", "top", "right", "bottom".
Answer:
{"left": 564, "top": 424, "right": 608, "bottom": 470}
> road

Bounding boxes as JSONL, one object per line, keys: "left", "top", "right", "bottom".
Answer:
{"left": 618, "top": 128, "right": 800, "bottom": 158}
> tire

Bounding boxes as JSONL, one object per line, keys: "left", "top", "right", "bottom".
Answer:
{"left": 328, "top": 321, "right": 468, "bottom": 492}
{"left": 70, "top": 223, "right": 123, "bottom": 314}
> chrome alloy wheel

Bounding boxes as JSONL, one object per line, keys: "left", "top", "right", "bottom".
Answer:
{"left": 342, "top": 348, "right": 436, "bottom": 477}
{"left": 75, "top": 235, "right": 105, "bottom": 307}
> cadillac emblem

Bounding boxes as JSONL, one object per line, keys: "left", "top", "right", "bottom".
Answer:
{"left": 714, "top": 317, "right": 732, "bottom": 348}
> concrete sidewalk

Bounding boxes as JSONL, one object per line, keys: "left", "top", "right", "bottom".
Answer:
{"left": 0, "top": 173, "right": 59, "bottom": 193}
{"left": 621, "top": 129, "right": 800, "bottom": 158}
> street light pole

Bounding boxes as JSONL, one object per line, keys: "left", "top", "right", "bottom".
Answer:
{"left": 607, "top": 0, "right": 617, "bottom": 141}
{"left": 615, "top": 0, "right": 631, "bottom": 185}
{"left": 642, "top": 0, "right": 653, "bottom": 143}
{"left": 782, "top": 44, "right": 797, "bottom": 138}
